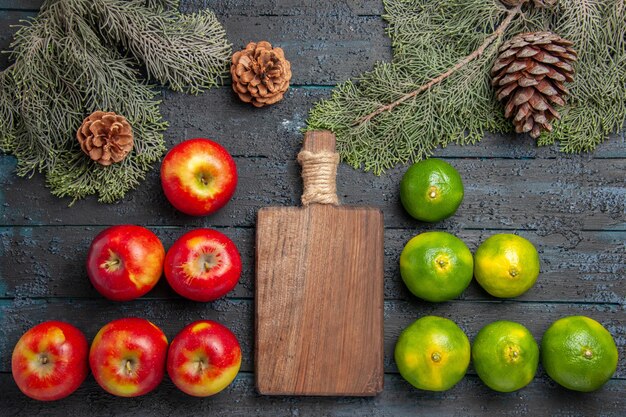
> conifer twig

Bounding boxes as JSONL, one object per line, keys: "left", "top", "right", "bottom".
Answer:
{"left": 354, "top": 3, "right": 523, "bottom": 126}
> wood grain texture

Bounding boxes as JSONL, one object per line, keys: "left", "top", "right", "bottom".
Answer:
{"left": 0, "top": 227, "right": 623, "bottom": 304}
{"left": 1, "top": 372, "right": 625, "bottom": 417}
{"left": 256, "top": 205, "right": 384, "bottom": 395}
{"left": 1, "top": 299, "right": 624, "bottom": 378}
{"left": 0, "top": 0, "right": 623, "bottom": 415}
{"left": 0, "top": 0, "right": 385, "bottom": 14}
{"left": 1, "top": 151, "right": 624, "bottom": 230}
{"left": 0, "top": 8, "right": 390, "bottom": 86}
{"left": 256, "top": 132, "right": 384, "bottom": 395}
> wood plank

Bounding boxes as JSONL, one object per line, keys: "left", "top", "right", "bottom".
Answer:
{"left": 255, "top": 131, "right": 383, "bottom": 395}
{"left": 0, "top": 0, "right": 40, "bottom": 10}
{"left": 0, "top": 226, "right": 255, "bottom": 299}
{"left": 1, "top": 153, "right": 623, "bottom": 230}
{"left": 0, "top": 0, "right": 385, "bottom": 15}
{"left": 256, "top": 204, "right": 384, "bottom": 395}
{"left": 0, "top": 10, "right": 391, "bottom": 86}
{"left": 162, "top": 87, "right": 626, "bottom": 160}
{"left": 1, "top": 372, "right": 624, "bottom": 417}
{"left": 185, "top": 0, "right": 386, "bottom": 16}
{"left": 223, "top": 15, "right": 389, "bottom": 85}
{"left": 1, "top": 299, "right": 624, "bottom": 378}
{"left": 385, "top": 229, "right": 626, "bottom": 305}
{"left": 160, "top": 88, "right": 626, "bottom": 159}
{"left": 0, "top": 227, "right": 623, "bottom": 304}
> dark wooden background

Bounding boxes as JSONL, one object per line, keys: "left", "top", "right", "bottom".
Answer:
{"left": 0, "top": 1, "right": 624, "bottom": 415}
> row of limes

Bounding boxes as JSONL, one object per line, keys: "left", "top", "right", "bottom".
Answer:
{"left": 396, "top": 159, "right": 619, "bottom": 393}
{"left": 395, "top": 315, "right": 618, "bottom": 393}
{"left": 400, "top": 231, "right": 539, "bottom": 301}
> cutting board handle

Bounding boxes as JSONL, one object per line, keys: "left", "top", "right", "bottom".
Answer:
{"left": 297, "top": 130, "right": 340, "bottom": 206}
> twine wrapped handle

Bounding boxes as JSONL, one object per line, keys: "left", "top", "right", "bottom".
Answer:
{"left": 297, "top": 130, "right": 340, "bottom": 206}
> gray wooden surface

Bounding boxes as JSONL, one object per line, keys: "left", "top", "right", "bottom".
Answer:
{"left": 0, "top": 1, "right": 624, "bottom": 416}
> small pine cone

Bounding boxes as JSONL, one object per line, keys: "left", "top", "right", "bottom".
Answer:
{"left": 231, "top": 41, "right": 292, "bottom": 108}
{"left": 500, "top": 0, "right": 558, "bottom": 8}
{"left": 491, "top": 31, "right": 577, "bottom": 138}
{"left": 77, "top": 111, "right": 134, "bottom": 166}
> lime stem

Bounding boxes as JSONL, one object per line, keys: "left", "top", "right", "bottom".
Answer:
{"left": 431, "top": 352, "right": 442, "bottom": 363}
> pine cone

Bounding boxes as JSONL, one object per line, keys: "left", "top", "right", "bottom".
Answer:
{"left": 491, "top": 31, "right": 577, "bottom": 138}
{"left": 231, "top": 41, "right": 292, "bottom": 108}
{"left": 500, "top": 0, "right": 558, "bottom": 8}
{"left": 77, "top": 111, "right": 134, "bottom": 166}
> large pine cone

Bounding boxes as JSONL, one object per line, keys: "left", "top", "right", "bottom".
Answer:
{"left": 491, "top": 31, "right": 577, "bottom": 138}
{"left": 77, "top": 111, "right": 134, "bottom": 166}
{"left": 231, "top": 41, "right": 292, "bottom": 107}
{"left": 500, "top": 0, "right": 558, "bottom": 8}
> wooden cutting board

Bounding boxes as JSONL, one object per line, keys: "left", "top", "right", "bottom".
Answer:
{"left": 255, "top": 130, "right": 384, "bottom": 396}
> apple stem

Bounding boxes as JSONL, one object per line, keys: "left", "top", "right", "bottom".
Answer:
{"left": 102, "top": 259, "right": 119, "bottom": 269}
{"left": 197, "top": 360, "right": 204, "bottom": 372}
{"left": 125, "top": 360, "right": 133, "bottom": 375}
{"left": 199, "top": 173, "right": 212, "bottom": 186}
{"left": 39, "top": 355, "right": 48, "bottom": 365}
{"left": 101, "top": 249, "right": 122, "bottom": 271}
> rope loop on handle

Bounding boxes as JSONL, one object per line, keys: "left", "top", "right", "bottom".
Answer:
{"left": 297, "top": 150, "right": 339, "bottom": 206}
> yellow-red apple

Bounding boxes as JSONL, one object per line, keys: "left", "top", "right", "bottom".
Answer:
{"left": 12, "top": 321, "right": 88, "bottom": 401}
{"left": 160, "top": 138, "right": 237, "bottom": 216}
{"left": 164, "top": 228, "right": 241, "bottom": 301}
{"left": 89, "top": 318, "right": 168, "bottom": 397}
{"left": 86, "top": 225, "right": 165, "bottom": 301}
{"left": 167, "top": 320, "right": 241, "bottom": 397}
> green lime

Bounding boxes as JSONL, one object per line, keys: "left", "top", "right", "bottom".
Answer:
{"left": 474, "top": 234, "right": 540, "bottom": 298}
{"left": 542, "top": 316, "right": 618, "bottom": 392}
{"left": 399, "top": 231, "right": 473, "bottom": 302}
{"left": 400, "top": 158, "right": 464, "bottom": 222}
{"left": 395, "top": 316, "right": 470, "bottom": 391}
{"left": 472, "top": 321, "right": 539, "bottom": 392}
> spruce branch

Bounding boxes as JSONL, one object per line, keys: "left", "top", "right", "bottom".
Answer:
{"left": 307, "top": 0, "right": 626, "bottom": 174}
{"left": 88, "top": 0, "right": 231, "bottom": 94}
{"left": 0, "top": 0, "right": 231, "bottom": 203}
{"left": 145, "top": 0, "right": 179, "bottom": 10}
{"left": 355, "top": 3, "right": 524, "bottom": 126}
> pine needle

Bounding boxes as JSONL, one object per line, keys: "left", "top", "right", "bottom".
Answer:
{"left": 0, "top": 0, "right": 231, "bottom": 203}
{"left": 306, "top": 0, "right": 626, "bottom": 174}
